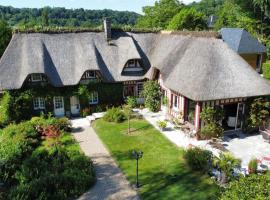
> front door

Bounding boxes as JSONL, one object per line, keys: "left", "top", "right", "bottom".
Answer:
{"left": 70, "top": 96, "right": 80, "bottom": 116}
{"left": 54, "top": 96, "right": 65, "bottom": 117}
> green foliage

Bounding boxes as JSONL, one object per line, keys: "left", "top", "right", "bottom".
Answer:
{"left": 249, "top": 98, "right": 270, "bottom": 128}
{"left": 0, "top": 117, "right": 95, "bottom": 199}
{"left": 184, "top": 147, "right": 213, "bottom": 172}
{"left": 213, "top": 152, "right": 241, "bottom": 183}
{"left": 219, "top": 173, "right": 270, "bottom": 200}
{"left": 0, "top": 5, "right": 139, "bottom": 27}
{"left": 103, "top": 107, "right": 126, "bottom": 123}
{"left": 42, "top": 7, "right": 49, "bottom": 26}
{"left": 157, "top": 120, "right": 167, "bottom": 129}
{"left": 263, "top": 61, "right": 270, "bottom": 79}
{"left": 201, "top": 122, "right": 224, "bottom": 139}
{"left": 200, "top": 106, "right": 224, "bottom": 139}
{"left": 167, "top": 8, "right": 207, "bottom": 31}
{"left": 126, "top": 96, "right": 137, "bottom": 108}
{"left": 0, "top": 121, "right": 38, "bottom": 184}
{"left": 190, "top": 0, "right": 224, "bottom": 16}
{"left": 214, "top": 1, "right": 258, "bottom": 35}
{"left": 142, "top": 80, "right": 161, "bottom": 112}
{"left": 93, "top": 118, "right": 219, "bottom": 199}
{"left": 0, "top": 91, "right": 11, "bottom": 127}
{"left": 162, "top": 96, "right": 169, "bottom": 106}
{"left": 8, "top": 147, "right": 94, "bottom": 200}
{"left": 31, "top": 116, "right": 71, "bottom": 132}
{"left": 0, "top": 19, "right": 12, "bottom": 57}
{"left": 248, "top": 158, "right": 258, "bottom": 174}
{"left": 136, "top": 0, "right": 183, "bottom": 28}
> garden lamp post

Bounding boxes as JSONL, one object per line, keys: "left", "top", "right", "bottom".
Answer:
{"left": 132, "top": 150, "right": 143, "bottom": 188}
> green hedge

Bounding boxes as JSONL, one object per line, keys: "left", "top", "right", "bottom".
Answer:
{"left": 220, "top": 173, "right": 270, "bottom": 199}
{"left": 263, "top": 61, "right": 270, "bottom": 79}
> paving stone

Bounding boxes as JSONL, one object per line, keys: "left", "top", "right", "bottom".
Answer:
{"left": 71, "top": 118, "right": 139, "bottom": 200}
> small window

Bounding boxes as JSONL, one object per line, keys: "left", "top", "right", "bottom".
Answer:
{"left": 85, "top": 71, "right": 96, "bottom": 79}
{"left": 31, "top": 74, "right": 43, "bottom": 82}
{"left": 89, "top": 91, "right": 98, "bottom": 105}
{"left": 173, "top": 95, "right": 178, "bottom": 109}
{"left": 256, "top": 54, "right": 262, "bottom": 70}
{"left": 136, "top": 83, "right": 144, "bottom": 97}
{"left": 128, "top": 60, "right": 136, "bottom": 68}
{"left": 33, "top": 97, "right": 45, "bottom": 110}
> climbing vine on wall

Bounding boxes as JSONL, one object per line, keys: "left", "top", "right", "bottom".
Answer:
{"left": 1, "top": 82, "right": 124, "bottom": 124}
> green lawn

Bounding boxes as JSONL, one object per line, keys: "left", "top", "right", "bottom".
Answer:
{"left": 92, "top": 118, "right": 219, "bottom": 200}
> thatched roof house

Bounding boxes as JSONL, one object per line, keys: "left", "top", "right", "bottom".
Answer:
{"left": 0, "top": 29, "right": 269, "bottom": 102}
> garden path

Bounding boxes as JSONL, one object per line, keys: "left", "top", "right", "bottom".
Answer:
{"left": 71, "top": 118, "right": 139, "bottom": 200}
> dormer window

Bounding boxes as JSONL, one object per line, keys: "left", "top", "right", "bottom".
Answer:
{"left": 31, "top": 74, "right": 43, "bottom": 82}
{"left": 85, "top": 71, "right": 96, "bottom": 79}
{"left": 123, "top": 59, "right": 144, "bottom": 72}
{"left": 82, "top": 71, "right": 97, "bottom": 80}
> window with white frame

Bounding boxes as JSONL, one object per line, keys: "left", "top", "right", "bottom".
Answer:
{"left": 33, "top": 97, "right": 45, "bottom": 110}
{"left": 173, "top": 95, "right": 178, "bottom": 109}
{"left": 136, "top": 83, "right": 144, "bottom": 97}
{"left": 84, "top": 71, "right": 96, "bottom": 79}
{"left": 31, "top": 74, "right": 43, "bottom": 82}
{"left": 123, "top": 59, "right": 143, "bottom": 72}
{"left": 89, "top": 91, "right": 98, "bottom": 104}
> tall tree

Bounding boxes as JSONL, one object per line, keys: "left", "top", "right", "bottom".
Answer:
{"left": 214, "top": 0, "right": 258, "bottom": 35}
{"left": 42, "top": 7, "right": 49, "bottom": 26}
{"left": 252, "top": 0, "right": 270, "bottom": 34}
{"left": 167, "top": 8, "right": 207, "bottom": 31}
{"left": 0, "top": 19, "right": 12, "bottom": 58}
{"left": 136, "top": 0, "right": 183, "bottom": 28}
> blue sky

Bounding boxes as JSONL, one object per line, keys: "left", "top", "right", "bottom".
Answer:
{"left": 0, "top": 0, "right": 200, "bottom": 13}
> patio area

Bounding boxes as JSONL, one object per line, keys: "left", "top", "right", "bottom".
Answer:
{"left": 223, "top": 133, "right": 270, "bottom": 167}
{"left": 137, "top": 108, "right": 270, "bottom": 169}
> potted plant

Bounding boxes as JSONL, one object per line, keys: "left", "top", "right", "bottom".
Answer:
{"left": 248, "top": 158, "right": 258, "bottom": 174}
{"left": 157, "top": 120, "right": 167, "bottom": 131}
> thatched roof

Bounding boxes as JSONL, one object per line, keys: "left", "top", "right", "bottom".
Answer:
{"left": 0, "top": 31, "right": 270, "bottom": 101}
{"left": 220, "top": 28, "right": 266, "bottom": 54}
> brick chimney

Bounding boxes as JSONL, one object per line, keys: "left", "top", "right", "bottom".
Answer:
{"left": 103, "top": 18, "right": 112, "bottom": 41}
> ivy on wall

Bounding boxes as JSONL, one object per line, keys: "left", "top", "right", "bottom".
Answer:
{"left": 0, "top": 82, "right": 124, "bottom": 124}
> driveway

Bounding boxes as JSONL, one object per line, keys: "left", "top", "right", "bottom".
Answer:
{"left": 71, "top": 118, "right": 139, "bottom": 200}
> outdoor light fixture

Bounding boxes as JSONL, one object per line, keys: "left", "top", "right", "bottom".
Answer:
{"left": 132, "top": 150, "right": 143, "bottom": 188}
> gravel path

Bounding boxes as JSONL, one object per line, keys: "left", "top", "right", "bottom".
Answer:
{"left": 71, "top": 118, "right": 139, "bottom": 200}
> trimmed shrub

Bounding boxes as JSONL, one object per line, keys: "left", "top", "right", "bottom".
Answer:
{"left": 220, "top": 173, "right": 270, "bottom": 199}
{"left": 103, "top": 107, "right": 126, "bottom": 123}
{"left": 263, "top": 61, "right": 270, "bottom": 79}
{"left": 142, "top": 80, "right": 161, "bottom": 112}
{"left": 184, "top": 147, "right": 213, "bottom": 172}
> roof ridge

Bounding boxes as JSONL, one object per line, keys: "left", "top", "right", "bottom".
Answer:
{"left": 236, "top": 29, "right": 244, "bottom": 52}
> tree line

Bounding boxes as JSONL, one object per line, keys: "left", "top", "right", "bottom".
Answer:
{"left": 0, "top": 6, "right": 140, "bottom": 27}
